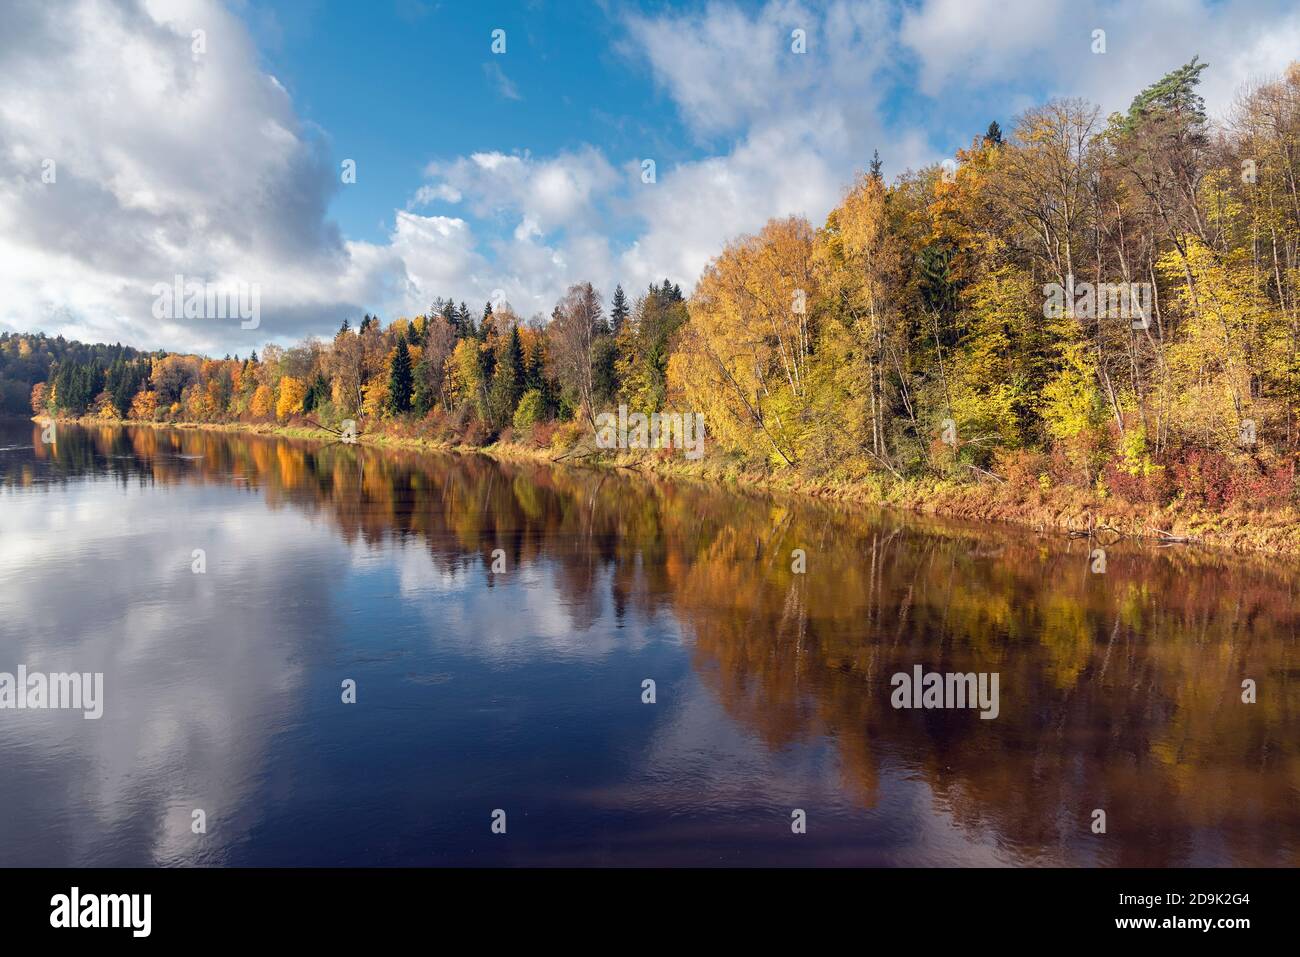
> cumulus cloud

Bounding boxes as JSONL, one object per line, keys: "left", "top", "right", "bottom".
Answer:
{"left": 1, "top": 0, "right": 1295, "bottom": 357}
{"left": 404, "top": 1, "right": 930, "bottom": 312}
{"left": 617, "top": 0, "right": 928, "bottom": 295}
{"left": 419, "top": 148, "right": 620, "bottom": 235}
{"left": 899, "top": 0, "right": 1300, "bottom": 117}
{"left": 900, "top": 0, "right": 1071, "bottom": 98}
{"left": 408, "top": 147, "right": 625, "bottom": 315}
{"left": 0, "top": 0, "right": 365, "bottom": 354}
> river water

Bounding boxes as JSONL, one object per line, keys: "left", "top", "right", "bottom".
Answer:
{"left": 0, "top": 419, "right": 1295, "bottom": 865}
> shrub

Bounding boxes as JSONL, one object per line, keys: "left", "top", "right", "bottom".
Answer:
{"left": 530, "top": 420, "right": 559, "bottom": 449}
{"left": 512, "top": 389, "right": 544, "bottom": 436}
{"left": 994, "top": 448, "right": 1049, "bottom": 494}
{"left": 548, "top": 419, "right": 587, "bottom": 455}
{"left": 1167, "top": 448, "right": 1235, "bottom": 508}
{"left": 1227, "top": 454, "right": 1296, "bottom": 509}
{"left": 1101, "top": 458, "right": 1169, "bottom": 505}
{"left": 460, "top": 412, "right": 488, "bottom": 447}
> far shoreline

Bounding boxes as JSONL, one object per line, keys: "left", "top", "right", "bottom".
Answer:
{"left": 29, "top": 413, "right": 1300, "bottom": 560}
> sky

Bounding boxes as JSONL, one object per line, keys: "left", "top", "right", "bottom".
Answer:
{"left": 2, "top": 0, "right": 1299, "bottom": 357}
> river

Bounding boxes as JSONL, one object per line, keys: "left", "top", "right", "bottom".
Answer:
{"left": 0, "top": 419, "right": 1296, "bottom": 865}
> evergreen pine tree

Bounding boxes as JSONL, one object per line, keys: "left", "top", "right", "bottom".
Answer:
{"left": 386, "top": 340, "right": 413, "bottom": 415}
{"left": 489, "top": 326, "right": 525, "bottom": 428}
{"left": 412, "top": 354, "right": 435, "bottom": 417}
{"left": 610, "top": 284, "right": 630, "bottom": 334}
{"left": 440, "top": 299, "right": 458, "bottom": 326}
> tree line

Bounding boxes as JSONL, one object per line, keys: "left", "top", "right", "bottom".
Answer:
{"left": 24, "top": 58, "right": 1300, "bottom": 510}
{"left": 28, "top": 280, "right": 687, "bottom": 450}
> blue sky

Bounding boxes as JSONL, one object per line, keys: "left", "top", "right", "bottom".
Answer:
{"left": 2, "top": 0, "right": 1298, "bottom": 356}
{"left": 243, "top": 0, "right": 952, "bottom": 250}
{"left": 241, "top": 1, "right": 663, "bottom": 246}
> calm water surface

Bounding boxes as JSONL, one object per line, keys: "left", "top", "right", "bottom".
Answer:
{"left": 0, "top": 419, "right": 1297, "bottom": 866}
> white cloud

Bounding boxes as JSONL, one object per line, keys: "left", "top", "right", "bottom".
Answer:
{"left": 1, "top": 0, "right": 1295, "bottom": 357}
{"left": 0, "top": 0, "right": 360, "bottom": 354}
{"left": 407, "top": 147, "right": 627, "bottom": 315}
{"left": 400, "top": 1, "right": 929, "bottom": 313}
{"left": 615, "top": 0, "right": 925, "bottom": 296}
{"left": 421, "top": 148, "right": 620, "bottom": 236}
{"left": 899, "top": 0, "right": 1300, "bottom": 118}
{"left": 483, "top": 60, "right": 522, "bottom": 101}
{"left": 900, "top": 0, "right": 1069, "bottom": 97}
{"left": 366, "top": 211, "right": 493, "bottom": 315}
{"left": 409, "top": 183, "right": 463, "bottom": 207}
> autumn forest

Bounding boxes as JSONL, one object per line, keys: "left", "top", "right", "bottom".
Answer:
{"left": 8, "top": 58, "right": 1300, "bottom": 521}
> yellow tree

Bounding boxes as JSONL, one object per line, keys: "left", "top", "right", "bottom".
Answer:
{"left": 670, "top": 216, "right": 815, "bottom": 466}
{"left": 129, "top": 388, "right": 158, "bottom": 421}
{"left": 276, "top": 376, "right": 307, "bottom": 420}
{"left": 814, "top": 173, "right": 907, "bottom": 468}
{"left": 250, "top": 384, "right": 275, "bottom": 419}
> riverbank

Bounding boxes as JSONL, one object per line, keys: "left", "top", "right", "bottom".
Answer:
{"left": 37, "top": 414, "right": 1300, "bottom": 557}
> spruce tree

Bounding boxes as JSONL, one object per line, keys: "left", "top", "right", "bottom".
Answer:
{"left": 610, "top": 284, "right": 630, "bottom": 334}
{"left": 386, "top": 340, "right": 413, "bottom": 415}
{"left": 489, "top": 326, "right": 525, "bottom": 428}
{"left": 412, "top": 355, "right": 435, "bottom": 416}
{"left": 440, "top": 298, "right": 458, "bottom": 327}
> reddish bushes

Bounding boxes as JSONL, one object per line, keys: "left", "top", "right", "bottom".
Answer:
{"left": 1224, "top": 454, "right": 1296, "bottom": 509}
{"left": 1102, "top": 447, "right": 1296, "bottom": 510}
{"left": 1101, "top": 459, "right": 1170, "bottom": 505}
{"left": 993, "top": 449, "right": 1050, "bottom": 493}
{"left": 529, "top": 420, "right": 559, "bottom": 449}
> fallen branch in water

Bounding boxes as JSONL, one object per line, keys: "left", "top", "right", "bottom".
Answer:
{"left": 301, "top": 416, "right": 341, "bottom": 435}
{"left": 303, "top": 416, "right": 365, "bottom": 444}
{"left": 1066, "top": 514, "right": 1121, "bottom": 543}
{"left": 1093, "top": 525, "right": 1124, "bottom": 545}
{"left": 552, "top": 447, "right": 602, "bottom": 463}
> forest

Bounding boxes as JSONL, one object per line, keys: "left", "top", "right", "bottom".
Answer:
{"left": 12, "top": 58, "right": 1300, "bottom": 513}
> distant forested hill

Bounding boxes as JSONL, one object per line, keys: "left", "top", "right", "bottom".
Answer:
{"left": 0, "top": 332, "right": 149, "bottom": 415}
